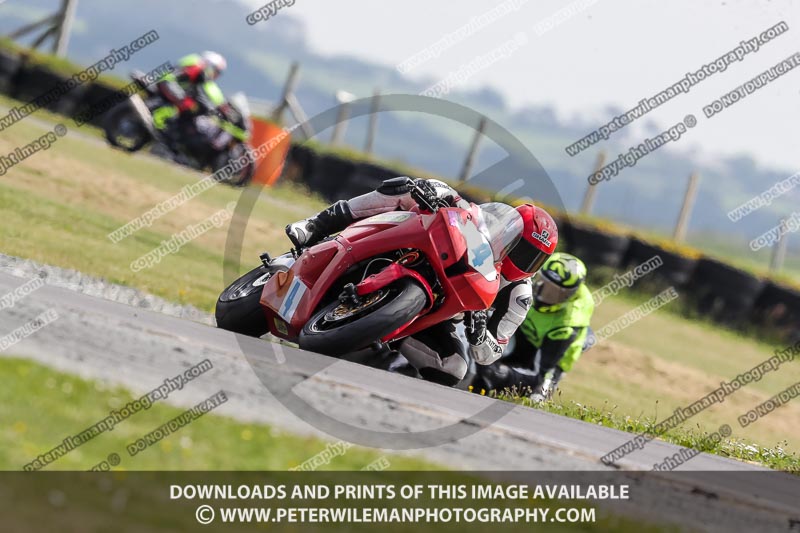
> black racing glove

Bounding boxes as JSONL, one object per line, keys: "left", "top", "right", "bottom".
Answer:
{"left": 410, "top": 179, "right": 441, "bottom": 211}
{"left": 465, "top": 310, "right": 488, "bottom": 346}
{"left": 377, "top": 176, "right": 415, "bottom": 196}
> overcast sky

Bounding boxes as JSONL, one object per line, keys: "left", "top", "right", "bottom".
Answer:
{"left": 242, "top": 0, "right": 799, "bottom": 173}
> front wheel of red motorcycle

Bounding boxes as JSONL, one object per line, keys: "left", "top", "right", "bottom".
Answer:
{"left": 299, "top": 278, "right": 428, "bottom": 357}
{"left": 216, "top": 263, "right": 282, "bottom": 337}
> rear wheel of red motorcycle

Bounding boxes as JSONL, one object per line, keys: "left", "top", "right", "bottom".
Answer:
{"left": 215, "top": 264, "right": 282, "bottom": 337}
{"left": 299, "top": 279, "right": 428, "bottom": 357}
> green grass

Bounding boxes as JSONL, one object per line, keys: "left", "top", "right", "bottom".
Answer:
{"left": 0, "top": 357, "right": 672, "bottom": 532}
{"left": 500, "top": 393, "right": 800, "bottom": 473}
{"left": 0, "top": 102, "right": 326, "bottom": 311}
{"left": 2, "top": 94, "right": 799, "bottom": 472}
{"left": 0, "top": 356, "right": 434, "bottom": 471}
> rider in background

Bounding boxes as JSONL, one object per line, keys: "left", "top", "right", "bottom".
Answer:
{"left": 154, "top": 51, "right": 241, "bottom": 154}
{"left": 471, "top": 252, "right": 595, "bottom": 401}
{"left": 286, "top": 177, "right": 558, "bottom": 386}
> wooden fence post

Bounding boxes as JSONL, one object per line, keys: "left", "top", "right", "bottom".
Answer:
{"left": 272, "top": 62, "right": 300, "bottom": 124}
{"left": 673, "top": 172, "right": 700, "bottom": 242}
{"left": 330, "top": 90, "right": 355, "bottom": 146}
{"left": 459, "top": 116, "right": 487, "bottom": 182}
{"left": 580, "top": 151, "right": 606, "bottom": 214}
{"left": 364, "top": 88, "right": 381, "bottom": 155}
{"left": 770, "top": 218, "right": 789, "bottom": 272}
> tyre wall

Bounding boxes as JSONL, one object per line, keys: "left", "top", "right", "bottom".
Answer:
{"left": 0, "top": 54, "right": 793, "bottom": 341}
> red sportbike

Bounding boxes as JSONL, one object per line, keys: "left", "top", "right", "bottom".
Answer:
{"left": 215, "top": 188, "right": 523, "bottom": 357}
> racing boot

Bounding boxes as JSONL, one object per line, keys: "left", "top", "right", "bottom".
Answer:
{"left": 285, "top": 200, "right": 354, "bottom": 249}
{"left": 530, "top": 367, "right": 564, "bottom": 403}
{"left": 470, "top": 362, "right": 543, "bottom": 398}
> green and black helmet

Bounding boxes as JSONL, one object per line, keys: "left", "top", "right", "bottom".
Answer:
{"left": 532, "top": 252, "right": 587, "bottom": 308}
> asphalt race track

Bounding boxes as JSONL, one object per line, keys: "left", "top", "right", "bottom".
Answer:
{"left": 1, "top": 269, "right": 798, "bottom": 531}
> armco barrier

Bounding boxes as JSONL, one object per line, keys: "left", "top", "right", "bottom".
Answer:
{"left": 686, "top": 258, "right": 765, "bottom": 326}
{"left": 750, "top": 281, "right": 800, "bottom": 337}
{"left": 74, "top": 83, "right": 127, "bottom": 127}
{"left": 0, "top": 46, "right": 795, "bottom": 341}
{"left": 11, "top": 63, "right": 88, "bottom": 117}
{"left": 622, "top": 237, "right": 698, "bottom": 289}
{"left": 308, "top": 153, "right": 358, "bottom": 201}
{"left": 561, "top": 221, "right": 631, "bottom": 269}
{"left": 0, "top": 49, "right": 21, "bottom": 95}
{"left": 342, "top": 162, "right": 398, "bottom": 198}
{"left": 284, "top": 144, "right": 317, "bottom": 185}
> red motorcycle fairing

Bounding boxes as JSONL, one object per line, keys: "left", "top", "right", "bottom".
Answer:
{"left": 260, "top": 206, "right": 501, "bottom": 342}
{"left": 355, "top": 262, "right": 434, "bottom": 310}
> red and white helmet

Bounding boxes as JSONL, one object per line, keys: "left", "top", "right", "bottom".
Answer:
{"left": 501, "top": 204, "right": 558, "bottom": 282}
{"left": 201, "top": 51, "right": 227, "bottom": 80}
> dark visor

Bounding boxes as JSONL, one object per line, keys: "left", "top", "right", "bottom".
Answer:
{"left": 507, "top": 239, "right": 549, "bottom": 275}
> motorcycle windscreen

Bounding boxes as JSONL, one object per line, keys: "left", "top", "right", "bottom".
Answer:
{"left": 456, "top": 203, "right": 521, "bottom": 282}
{"left": 475, "top": 202, "right": 523, "bottom": 263}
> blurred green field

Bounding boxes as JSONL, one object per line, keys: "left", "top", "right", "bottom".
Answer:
{"left": 0, "top": 95, "right": 326, "bottom": 310}
{"left": 0, "top": 356, "right": 433, "bottom": 471}
{"left": 0, "top": 97, "right": 798, "bottom": 470}
{"left": 0, "top": 359, "right": 661, "bottom": 531}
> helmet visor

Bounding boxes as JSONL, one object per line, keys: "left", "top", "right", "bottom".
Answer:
{"left": 475, "top": 203, "right": 523, "bottom": 262}
{"left": 533, "top": 274, "right": 578, "bottom": 304}
{"left": 507, "top": 238, "right": 549, "bottom": 276}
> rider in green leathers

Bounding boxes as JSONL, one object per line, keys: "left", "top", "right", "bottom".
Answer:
{"left": 154, "top": 52, "right": 246, "bottom": 155}
{"left": 471, "top": 252, "right": 595, "bottom": 401}
{"left": 155, "top": 52, "right": 226, "bottom": 129}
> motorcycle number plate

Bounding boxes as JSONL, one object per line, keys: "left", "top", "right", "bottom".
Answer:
{"left": 461, "top": 221, "right": 497, "bottom": 282}
{"left": 278, "top": 276, "right": 308, "bottom": 323}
